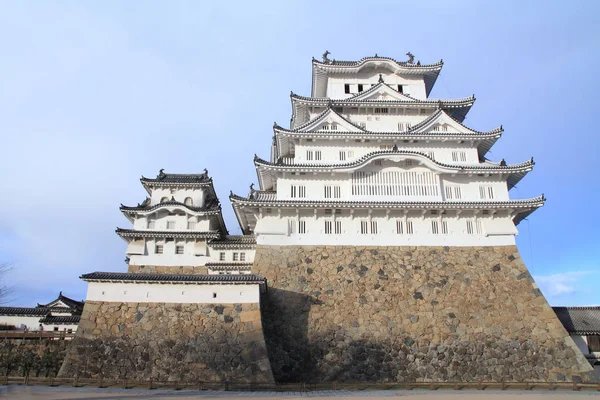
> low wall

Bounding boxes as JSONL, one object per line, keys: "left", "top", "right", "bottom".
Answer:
{"left": 0, "top": 339, "right": 68, "bottom": 377}
{"left": 253, "top": 245, "right": 595, "bottom": 383}
{"left": 59, "top": 301, "right": 273, "bottom": 383}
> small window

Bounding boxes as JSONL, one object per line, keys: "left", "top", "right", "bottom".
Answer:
{"left": 331, "top": 123, "right": 338, "bottom": 131}
{"left": 160, "top": 197, "right": 169, "bottom": 203}
{"left": 370, "top": 220, "right": 378, "bottom": 234}
{"left": 358, "top": 122, "right": 367, "bottom": 129}
{"left": 324, "top": 220, "right": 332, "bottom": 234}
{"left": 466, "top": 220, "right": 475, "bottom": 235}
{"left": 441, "top": 220, "right": 448, "bottom": 235}
{"left": 306, "top": 150, "right": 314, "bottom": 161}
{"left": 298, "top": 186, "right": 306, "bottom": 198}
{"left": 406, "top": 220, "right": 414, "bottom": 235}
{"left": 344, "top": 84, "right": 350, "bottom": 94}
{"left": 219, "top": 252, "right": 226, "bottom": 261}
{"left": 213, "top": 293, "right": 217, "bottom": 298}
{"left": 360, "top": 220, "right": 368, "bottom": 235}
{"left": 334, "top": 186, "right": 341, "bottom": 198}
{"left": 324, "top": 185, "right": 332, "bottom": 198}
{"left": 233, "top": 252, "right": 239, "bottom": 261}
{"left": 479, "top": 186, "right": 495, "bottom": 200}
{"left": 396, "top": 220, "right": 404, "bottom": 234}
{"left": 166, "top": 221, "right": 176, "bottom": 230}
{"left": 53, "top": 327, "right": 59, "bottom": 332}
{"left": 374, "top": 108, "right": 389, "bottom": 114}
{"left": 299, "top": 220, "right": 307, "bottom": 234}
{"left": 240, "top": 253, "right": 246, "bottom": 261}
{"left": 335, "top": 220, "right": 342, "bottom": 234}
{"left": 175, "top": 245, "right": 184, "bottom": 255}
{"left": 315, "top": 151, "right": 322, "bottom": 161}
{"left": 431, "top": 220, "right": 439, "bottom": 235}
{"left": 155, "top": 245, "right": 163, "bottom": 254}
{"left": 397, "top": 85, "right": 404, "bottom": 93}
{"left": 184, "top": 197, "right": 193, "bottom": 206}
{"left": 358, "top": 84, "right": 364, "bottom": 92}
{"left": 288, "top": 219, "right": 297, "bottom": 234}
{"left": 339, "top": 151, "right": 346, "bottom": 161}
{"left": 67, "top": 329, "right": 73, "bottom": 333}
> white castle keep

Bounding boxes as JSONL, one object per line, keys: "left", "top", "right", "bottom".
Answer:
{"left": 230, "top": 52, "right": 543, "bottom": 248}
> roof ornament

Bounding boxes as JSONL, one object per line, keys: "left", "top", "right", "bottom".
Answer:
{"left": 500, "top": 159, "right": 507, "bottom": 166}
{"left": 203, "top": 168, "right": 208, "bottom": 178}
{"left": 378, "top": 74, "right": 384, "bottom": 84}
{"left": 229, "top": 190, "right": 234, "bottom": 197}
{"left": 171, "top": 196, "right": 176, "bottom": 202}
{"left": 406, "top": 52, "right": 415, "bottom": 64}
{"left": 322, "top": 50, "right": 332, "bottom": 64}
{"left": 392, "top": 144, "right": 398, "bottom": 152}
{"left": 158, "top": 169, "right": 166, "bottom": 179}
{"left": 416, "top": 61, "right": 421, "bottom": 66}
{"left": 437, "top": 100, "right": 444, "bottom": 109}
{"left": 375, "top": 53, "right": 378, "bottom": 57}
{"left": 249, "top": 183, "right": 256, "bottom": 199}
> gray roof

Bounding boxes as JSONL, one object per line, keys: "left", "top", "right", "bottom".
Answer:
{"left": 553, "top": 306, "right": 600, "bottom": 335}
{"left": 209, "top": 235, "right": 256, "bottom": 248}
{"left": 141, "top": 170, "right": 211, "bottom": 185}
{"left": 39, "top": 315, "right": 81, "bottom": 325}
{"left": 0, "top": 307, "right": 49, "bottom": 317}
{"left": 81, "top": 271, "right": 266, "bottom": 284}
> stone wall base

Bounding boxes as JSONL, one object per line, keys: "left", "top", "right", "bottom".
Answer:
{"left": 253, "top": 245, "right": 595, "bottom": 383}
{"left": 59, "top": 301, "right": 273, "bottom": 383}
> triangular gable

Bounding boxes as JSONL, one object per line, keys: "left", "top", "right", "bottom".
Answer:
{"left": 45, "top": 299, "right": 70, "bottom": 308}
{"left": 410, "top": 109, "right": 480, "bottom": 134}
{"left": 294, "top": 108, "right": 365, "bottom": 132}
{"left": 351, "top": 83, "right": 416, "bottom": 102}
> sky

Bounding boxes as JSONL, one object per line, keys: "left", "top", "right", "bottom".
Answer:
{"left": 0, "top": 1, "right": 598, "bottom": 307}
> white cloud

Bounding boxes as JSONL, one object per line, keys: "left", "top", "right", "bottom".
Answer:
{"left": 533, "top": 271, "right": 591, "bottom": 297}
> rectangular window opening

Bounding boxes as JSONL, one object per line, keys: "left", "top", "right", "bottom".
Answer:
{"left": 344, "top": 84, "right": 350, "bottom": 94}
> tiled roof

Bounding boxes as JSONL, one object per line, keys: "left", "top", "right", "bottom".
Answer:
{"left": 120, "top": 199, "right": 221, "bottom": 213}
{"left": 209, "top": 235, "right": 256, "bottom": 248}
{"left": 38, "top": 292, "right": 84, "bottom": 310}
{"left": 291, "top": 92, "right": 475, "bottom": 106}
{"left": 39, "top": 315, "right": 80, "bottom": 324}
{"left": 116, "top": 228, "right": 221, "bottom": 240}
{"left": 140, "top": 169, "right": 211, "bottom": 184}
{"left": 81, "top": 272, "right": 266, "bottom": 284}
{"left": 553, "top": 306, "right": 600, "bottom": 335}
{"left": 313, "top": 55, "right": 443, "bottom": 69}
{"left": 0, "top": 307, "right": 49, "bottom": 316}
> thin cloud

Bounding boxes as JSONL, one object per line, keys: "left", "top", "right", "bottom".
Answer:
{"left": 533, "top": 271, "right": 591, "bottom": 298}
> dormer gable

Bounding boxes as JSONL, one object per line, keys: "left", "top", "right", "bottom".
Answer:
{"left": 410, "top": 109, "right": 501, "bottom": 135}
{"left": 350, "top": 82, "right": 415, "bottom": 102}
{"left": 292, "top": 108, "right": 365, "bottom": 132}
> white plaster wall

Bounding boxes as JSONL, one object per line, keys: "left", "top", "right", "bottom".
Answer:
{"left": 132, "top": 211, "right": 212, "bottom": 231}
{"left": 86, "top": 282, "right": 261, "bottom": 304}
{"left": 208, "top": 248, "right": 255, "bottom": 262}
{"left": 307, "top": 108, "right": 433, "bottom": 132}
{"left": 293, "top": 140, "right": 479, "bottom": 165}
{"left": 128, "top": 238, "right": 210, "bottom": 266}
{"left": 275, "top": 168, "right": 509, "bottom": 203}
{"left": 41, "top": 323, "right": 78, "bottom": 332}
{"left": 0, "top": 315, "right": 43, "bottom": 330}
{"left": 253, "top": 209, "right": 517, "bottom": 247}
{"left": 326, "top": 72, "right": 427, "bottom": 99}
{"left": 150, "top": 187, "right": 205, "bottom": 207}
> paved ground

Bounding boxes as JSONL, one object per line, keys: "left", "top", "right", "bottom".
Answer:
{"left": 2, "top": 386, "right": 600, "bottom": 399}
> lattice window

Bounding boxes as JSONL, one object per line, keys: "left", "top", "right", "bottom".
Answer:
{"left": 334, "top": 186, "right": 341, "bottom": 198}
{"left": 233, "top": 253, "right": 239, "bottom": 261}
{"left": 351, "top": 171, "right": 440, "bottom": 197}
{"left": 291, "top": 185, "right": 306, "bottom": 198}
{"left": 315, "top": 151, "right": 322, "bottom": 161}
{"left": 324, "top": 220, "right": 332, "bottom": 234}
{"left": 306, "top": 150, "right": 314, "bottom": 161}
{"left": 360, "top": 220, "right": 368, "bottom": 234}
{"left": 445, "top": 186, "right": 462, "bottom": 200}
{"left": 155, "top": 245, "right": 163, "bottom": 254}
{"left": 219, "top": 252, "right": 225, "bottom": 261}
{"left": 466, "top": 220, "right": 475, "bottom": 235}
{"left": 166, "top": 221, "right": 175, "bottom": 230}
{"left": 288, "top": 219, "right": 296, "bottom": 234}
{"left": 432, "top": 220, "right": 439, "bottom": 235}
{"left": 339, "top": 151, "right": 346, "bottom": 161}
{"left": 371, "top": 220, "right": 378, "bottom": 234}
{"left": 175, "top": 245, "right": 184, "bottom": 255}
{"left": 441, "top": 220, "right": 448, "bottom": 235}
{"left": 299, "top": 186, "right": 306, "bottom": 198}
{"left": 452, "top": 151, "right": 467, "bottom": 162}
{"left": 589, "top": 335, "right": 600, "bottom": 352}
{"left": 324, "top": 186, "right": 332, "bottom": 199}
{"left": 396, "top": 220, "right": 404, "bottom": 234}
{"left": 299, "top": 220, "right": 307, "bottom": 234}
{"left": 406, "top": 220, "right": 414, "bottom": 234}
{"left": 240, "top": 253, "right": 246, "bottom": 261}
{"left": 479, "top": 185, "right": 495, "bottom": 200}
{"left": 335, "top": 220, "right": 342, "bottom": 234}
{"left": 374, "top": 108, "right": 389, "bottom": 114}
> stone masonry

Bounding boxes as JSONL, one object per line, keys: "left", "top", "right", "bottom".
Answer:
{"left": 59, "top": 301, "right": 274, "bottom": 383}
{"left": 253, "top": 245, "right": 595, "bottom": 383}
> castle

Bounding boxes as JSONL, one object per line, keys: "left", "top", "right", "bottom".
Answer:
{"left": 59, "top": 52, "right": 595, "bottom": 383}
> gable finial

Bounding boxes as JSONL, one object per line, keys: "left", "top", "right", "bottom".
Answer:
{"left": 406, "top": 52, "right": 415, "bottom": 64}
{"left": 203, "top": 168, "right": 208, "bottom": 177}
{"left": 158, "top": 169, "right": 166, "bottom": 179}
{"left": 322, "top": 50, "right": 331, "bottom": 64}
{"left": 392, "top": 144, "right": 398, "bottom": 152}
{"left": 378, "top": 74, "right": 384, "bottom": 84}
{"left": 500, "top": 159, "right": 507, "bottom": 166}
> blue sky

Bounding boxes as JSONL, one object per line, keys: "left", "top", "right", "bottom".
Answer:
{"left": 0, "top": 1, "right": 598, "bottom": 306}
